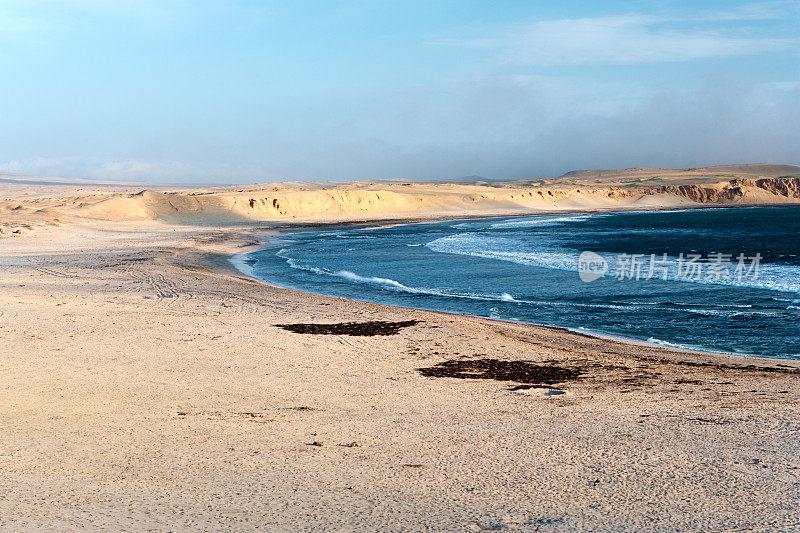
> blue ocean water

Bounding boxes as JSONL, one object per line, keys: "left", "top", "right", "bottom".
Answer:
{"left": 240, "top": 206, "right": 800, "bottom": 359}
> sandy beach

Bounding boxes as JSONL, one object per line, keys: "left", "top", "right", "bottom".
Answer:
{"left": 4, "top": 0, "right": 800, "bottom": 526}
{"left": 2, "top": 170, "right": 800, "bottom": 531}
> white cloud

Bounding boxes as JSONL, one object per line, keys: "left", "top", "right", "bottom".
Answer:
{"left": 436, "top": 11, "right": 799, "bottom": 66}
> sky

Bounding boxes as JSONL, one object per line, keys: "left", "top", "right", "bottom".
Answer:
{"left": 0, "top": 0, "right": 798, "bottom": 184}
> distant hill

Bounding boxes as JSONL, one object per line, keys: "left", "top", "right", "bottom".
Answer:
{"left": 550, "top": 164, "right": 800, "bottom": 187}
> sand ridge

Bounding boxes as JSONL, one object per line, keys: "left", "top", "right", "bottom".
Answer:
{"left": 2, "top": 164, "right": 799, "bottom": 237}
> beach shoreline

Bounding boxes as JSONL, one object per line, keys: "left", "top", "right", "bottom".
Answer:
{"left": 224, "top": 209, "right": 800, "bottom": 364}
{"left": 197, "top": 219, "right": 800, "bottom": 371}
{"left": 2, "top": 179, "right": 800, "bottom": 530}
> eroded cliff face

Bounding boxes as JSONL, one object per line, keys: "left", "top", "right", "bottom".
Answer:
{"left": 93, "top": 177, "right": 798, "bottom": 222}
{"left": 4, "top": 175, "right": 800, "bottom": 231}
{"left": 743, "top": 177, "right": 800, "bottom": 198}
{"left": 656, "top": 177, "right": 800, "bottom": 204}
{"left": 669, "top": 184, "right": 745, "bottom": 203}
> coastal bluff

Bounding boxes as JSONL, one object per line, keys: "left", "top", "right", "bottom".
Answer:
{"left": 2, "top": 164, "right": 799, "bottom": 233}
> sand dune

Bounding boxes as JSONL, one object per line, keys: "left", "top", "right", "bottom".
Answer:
{"left": 1, "top": 163, "right": 799, "bottom": 236}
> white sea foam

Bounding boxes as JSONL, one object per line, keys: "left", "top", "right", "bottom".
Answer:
{"left": 425, "top": 233, "right": 800, "bottom": 294}
{"left": 426, "top": 233, "right": 579, "bottom": 271}
{"left": 646, "top": 337, "right": 699, "bottom": 351}
{"left": 276, "top": 248, "right": 522, "bottom": 303}
{"left": 333, "top": 270, "right": 413, "bottom": 290}
{"left": 228, "top": 253, "right": 256, "bottom": 277}
{"left": 682, "top": 307, "right": 788, "bottom": 318}
{"left": 489, "top": 214, "right": 599, "bottom": 229}
{"left": 486, "top": 208, "right": 696, "bottom": 230}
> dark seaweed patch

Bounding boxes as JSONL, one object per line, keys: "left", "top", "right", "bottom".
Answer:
{"left": 418, "top": 358, "right": 584, "bottom": 388}
{"left": 276, "top": 320, "right": 420, "bottom": 336}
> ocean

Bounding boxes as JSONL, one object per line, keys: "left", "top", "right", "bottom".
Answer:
{"left": 237, "top": 206, "right": 800, "bottom": 359}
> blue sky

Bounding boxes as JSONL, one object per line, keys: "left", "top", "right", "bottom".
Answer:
{"left": 0, "top": 0, "right": 798, "bottom": 183}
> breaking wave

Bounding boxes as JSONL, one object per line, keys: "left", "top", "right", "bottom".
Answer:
{"left": 276, "top": 249, "right": 520, "bottom": 303}
{"left": 425, "top": 233, "right": 800, "bottom": 294}
{"left": 489, "top": 214, "right": 600, "bottom": 229}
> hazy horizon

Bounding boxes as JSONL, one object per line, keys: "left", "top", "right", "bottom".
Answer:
{"left": 1, "top": 1, "right": 798, "bottom": 184}
{"left": 4, "top": 163, "right": 800, "bottom": 189}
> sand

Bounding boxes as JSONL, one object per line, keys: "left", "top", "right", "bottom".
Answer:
{"left": 2, "top": 164, "right": 799, "bottom": 235}
{"left": 1, "top": 168, "right": 800, "bottom": 531}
